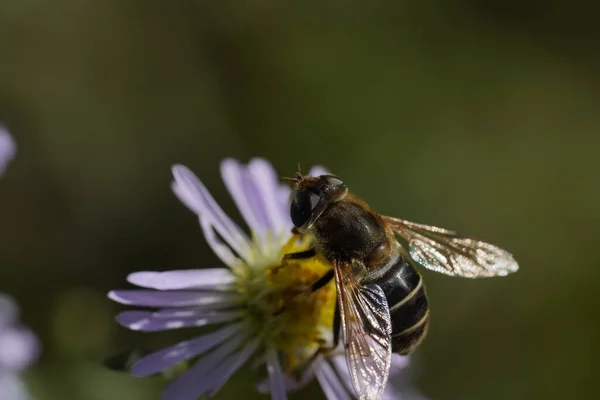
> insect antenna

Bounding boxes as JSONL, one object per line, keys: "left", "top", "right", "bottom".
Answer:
{"left": 282, "top": 176, "right": 299, "bottom": 184}
{"left": 282, "top": 163, "right": 304, "bottom": 185}
{"left": 295, "top": 163, "right": 304, "bottom": 180}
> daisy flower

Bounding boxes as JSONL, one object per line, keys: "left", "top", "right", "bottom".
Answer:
{"left": 0, "top": 295, "right": 39, "bottom": 400}
{"left": 109, "top": 158, "right": 413, "bottom": 400}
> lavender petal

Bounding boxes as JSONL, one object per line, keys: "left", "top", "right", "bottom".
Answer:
{"left": 256, "top": 364, "right": 314, "bottom": 394}
{"left": 153, "top": 307, "right": 237, "bottom": 318}
{"left": 314, "top": 358, "right": 352, "bottom": 400}
{"left": 266, "top": 348, "right": 287, "bottom": 400}
{"left": 206, "top": 337, "right": 261, "bottom": 396}
{"left": 130, "top": 321, "right": 244, "bottom": 376}
{"left": 390, "top": 353, "right": 411, "bottom": 375}
{"left": 171, "top": 164, "right": 252, "bottom": 262}
{"left": 108, "top": 290, "right": 241, "bottom": 308}
{"left": 0, "top": 327, "right": 39, "bottom": 371}
{"left": 330, "top": 354, "right": 355, "bottom": 394}
{"left": 0, "top": 126, "right": 16, "bottom": 177}
{"left": 221, "top": 158, "right": 270, "bottom": 241}
{"left": 382, "top": 355, "right": 412, "bottom": 400}
{"left": 127, "top": 268, "right": 235, "bottom": 290}
{"left": 116, "top": 309, "right": 242, "bottom": 332}
{"left": 199, "top": 217, "right": 239, "bottom": 266}
{"left": 383, "top": 384, "right": 405, "bottom": 400}
{"left": 161, "top": 332, "right": 250, "bottom": 400}
{"left": 247, "top": 158, "right": 291, "bottom": 237}
{"left": 308, "top": 165, "right": 329, "bottom": 177}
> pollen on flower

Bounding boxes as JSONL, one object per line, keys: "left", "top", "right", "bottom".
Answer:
{"left": 240, "top": 234, "right": 336, "bottom": 373}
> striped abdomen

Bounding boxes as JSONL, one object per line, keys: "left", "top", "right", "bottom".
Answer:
{"left": 372, "top": 256, "right": 429, "bottom": 355}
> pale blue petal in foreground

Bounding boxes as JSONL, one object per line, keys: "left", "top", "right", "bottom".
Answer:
{"left": 0, "top": 126, "right": 16, "bottom": 177}
{"left": 0, "top": 294, "right": 39, "bottom": 400}
{"left": 131, "top": 322, "right": 245, "bottom": 377}
{"left": 0, "top": 327, "right": 39, "bottom": 371}
{"left": 161, "top": 335, "right": 258, "bottom": 400}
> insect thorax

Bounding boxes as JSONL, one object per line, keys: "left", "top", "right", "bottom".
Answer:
{"left": 312, "top": 200, "right": 386, "bottom": 263}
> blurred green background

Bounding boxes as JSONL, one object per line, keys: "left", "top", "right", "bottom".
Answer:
{"left": 1, "top": 1, "right": 598, "bottom": 399}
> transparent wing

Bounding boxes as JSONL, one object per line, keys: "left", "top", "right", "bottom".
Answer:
{"left": 382, "top": 216, "right": 518, "bottom": 278}
{"left": 333, "top": 263, "right": 392, "bottom": 400}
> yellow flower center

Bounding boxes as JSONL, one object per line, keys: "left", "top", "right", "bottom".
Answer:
{"left": 238, "top": 234, "right": 336, "bottom": 372}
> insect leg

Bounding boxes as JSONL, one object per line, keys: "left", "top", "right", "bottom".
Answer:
{"left": 275, "top": 269, "right": 333, "bottom": 317}
{"left": 283, "top": 248, "right": 317, "bottom": 261}
{"left": 309, "top": 268, "right": 334, "bottom": 292}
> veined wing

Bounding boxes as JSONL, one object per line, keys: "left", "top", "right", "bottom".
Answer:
{"left": 382, "top": 216, "right": 518, "bottom": 278}
{"left": 333, "top": 262, "right": 392, "bottom": 400}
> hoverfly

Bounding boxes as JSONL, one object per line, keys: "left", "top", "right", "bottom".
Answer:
{"left": 286, "top": 171, "right": 518, "bottom": 400}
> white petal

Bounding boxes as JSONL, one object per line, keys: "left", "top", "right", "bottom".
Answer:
{"left": 127, "top": 268, "right": 235, "bottom": 290}
{"left": 266, "top": 348, "right": 287, "bottom": 400}
{"left": 171, "top": 165, "right": 252, "bottom": 262}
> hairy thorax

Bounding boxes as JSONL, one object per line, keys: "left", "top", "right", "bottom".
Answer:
{"left": 312, "top": 197, "right": 387, "bottom": 264}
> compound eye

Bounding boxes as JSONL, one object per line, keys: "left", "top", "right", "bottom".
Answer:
{"left": 290, "top": 190, "right": 321, "bottom": 228}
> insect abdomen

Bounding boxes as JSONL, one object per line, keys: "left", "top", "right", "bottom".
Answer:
{"left": 374, "top": 256, "right": 429, "bottom": 355}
